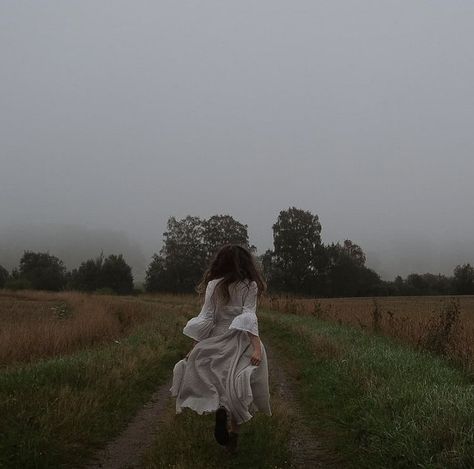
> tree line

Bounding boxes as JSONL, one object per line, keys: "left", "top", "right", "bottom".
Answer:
{"left": 1, "top": 207, "right": 473, "bottom": 296}
{"left": 0, "top": 252, "right": 134, "bottom": 294}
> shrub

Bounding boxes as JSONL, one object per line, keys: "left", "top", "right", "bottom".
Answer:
{"left": 421, "top": 297, "right": 462, "bottom": 357}
{"left": 3, "top": 277, "right": 32, "bottom": 291}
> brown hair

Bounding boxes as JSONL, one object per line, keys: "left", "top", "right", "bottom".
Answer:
{"left": 196, "top": 244, "right": 267, "bottom": 306}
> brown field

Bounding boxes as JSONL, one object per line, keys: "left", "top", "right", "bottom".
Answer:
{"left": 1, "top": 289, "right": 472, "bottom": 468}
{"left": 2, "top": 289, "right": 473, "bottom": 371}
{"left": 0, "top": 290, "right": 197, "bottom": 366}
{"left": 260, "top": 294, "right": 474, "bottom": 370}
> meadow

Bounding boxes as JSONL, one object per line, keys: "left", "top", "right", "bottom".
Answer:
{"left": 260, "top": 295, "right": 474, "bottom": 372}
{"left": 1, "top": 290, "right": 473, "bottom": 468}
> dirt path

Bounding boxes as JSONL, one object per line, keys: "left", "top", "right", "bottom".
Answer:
{"left": 84, "top": 379, "right": 172, "bottom": 469}
{"left": 265, "top": 343, "right": 343, "bottom": 468}
{"left": 84, "top": 347, "right": 339, "bottom": 469}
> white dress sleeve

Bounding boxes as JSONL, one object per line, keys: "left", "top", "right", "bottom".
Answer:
{"left": 182, "top": 281, "right": 216, "bottom": 341}
{"left": 228, "top": 280, "right": 259, "bottom": 337}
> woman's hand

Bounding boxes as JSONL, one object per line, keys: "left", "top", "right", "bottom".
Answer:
{"left": 247, "top": 332, "right": 262, "bottom": 366}
{"left": 250, "top": 348, "right": 262, "bottom": 366}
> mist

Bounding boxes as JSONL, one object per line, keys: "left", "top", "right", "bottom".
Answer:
{"left": 2, "top": 1, "right": 474, "bottom": 281}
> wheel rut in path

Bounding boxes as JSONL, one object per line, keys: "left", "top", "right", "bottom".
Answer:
{"left": 265, "top": 343, "right": 343, "bottom": 468}
{"left": 84, "top": 379, "right": 172, "bottom": 469}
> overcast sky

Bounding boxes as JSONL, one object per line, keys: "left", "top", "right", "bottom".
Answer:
{"left": 1, "top": 1, "right": 474, "bottom": 279}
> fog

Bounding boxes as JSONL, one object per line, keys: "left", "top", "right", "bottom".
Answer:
{"left": 1, "top": 1, "right": 474, "bottom": 281}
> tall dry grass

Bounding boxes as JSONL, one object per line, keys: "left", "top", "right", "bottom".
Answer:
{"left": 0, "top": 290, "right": 194, "bottom": 366}
{"left": 260, "top": 294, "right": 474, "bottom": 371}
{"left": 5, "top": 288, "right": 473, "bottom": 370}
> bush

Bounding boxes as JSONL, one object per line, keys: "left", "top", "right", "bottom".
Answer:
{"left": 421, "top": 297, "right": 462, "bottom": 356}
{"left": 3, "top": 278, "right": 32, "bottom": 291}
{"left": 94, "top": 287, "right": 116, "bottom": 296}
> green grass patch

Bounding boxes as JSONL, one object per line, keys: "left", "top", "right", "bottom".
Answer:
{"left": 0, "top": 309, "right": 190, "bottom": 469}
{"left": 142, "top": 387, "right": 291, "bottom": 468}
{"left": 260, "top": 310, "right": 474, "bottom": 469}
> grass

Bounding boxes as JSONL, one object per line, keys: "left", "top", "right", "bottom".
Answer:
{"left": 3, "top": 291, "right": 474, "bottom": 468}
{"left": 260, "top": 295, "right": 474, "bottom": 371}
{"left": 141, "top": 369, "right": 292, "bottom": 468}
{"left": 260, "top": 309, "right": 474, "bottom": 469}
{"left": 0, "top": 290, "right": 150, "bottom": 365}
{"left": 0, "top": 290, "right": 195, "bottom": 365}
{"left": 0, "top": 306, "right": 190, "bottom": 469}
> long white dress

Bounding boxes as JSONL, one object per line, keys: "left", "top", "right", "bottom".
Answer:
{"left": 170, "top": 278, "right": 272, "bottom": 425}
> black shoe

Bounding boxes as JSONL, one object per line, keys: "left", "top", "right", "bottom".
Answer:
{"left": 226, "top": 431, "right": 239, "bottom": 454}
{"left": 214, "top": 407, "right": 230, "bottom": 445}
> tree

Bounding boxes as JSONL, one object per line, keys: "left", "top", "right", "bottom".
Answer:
{"left": 145, "top": 253, "right": 169, "bottom": 292}
{"left": 202, "top": 215, "right": 250, "bottom": 261}
{"left": 0, "top": 265, "right": 9, "bottom": 288}
{"left": 321, "top": 242, "right": 356, "bottom": 296}
{"left": 259, "top": 249, "right": 275, "bottom": 289}
{"left": 158, "top": 216, "right": 207, "bottom": 292}
{"left": 18, "top": 251, "right": 66, "bottom": 291}
{"left": 453, "top": 264, "right": 474, "bottom": 295}
{"left": 69, "top": 253, "right": 104, "bottom": 291}
{"left": 341, "top": 240, "right": 366, "bottom": 266}
{"left": 100, "top": 254, "right": 134, "bottom": 294}
{"left": 68, "top": 253, "right": 134, "bottom": 294}
{"left": 405, "top": 274, "right": 426, "bottom": 295}
{"left": 146, "top": 214, "right": 252, "bottom": 293}
{"left": 270, "top": 207, "right": 323, "bottom": 294}
{"left": 3, "top": 268, "right": 32, "bottom": 290}
{"left": 320, "top": 241, "right": 382, "bottom": 297}
{"left": 393, "top": 275, "right": 405, "bottom": 295}
{"left": 386, "top": 272, "right": 453, "bottom": 296}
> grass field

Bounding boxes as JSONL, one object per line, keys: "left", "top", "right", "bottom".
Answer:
{"left": 0, "top": 290, "right": 198, "bottom": 365}
{"left": 1, "top": 290, "right": 473, "bottom": 468}
{"left": 260, "top": 310, "right": 474, "bottom": 468}
{"left": 0, "top": 291, "right": 194, "bottom": 468}
{"left": 261, "top": 295, "right": 474, "bottom": 372}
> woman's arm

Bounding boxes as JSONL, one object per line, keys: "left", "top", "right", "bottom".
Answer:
{"left": 228, "top": 280, "right": 262, "bottom": 365}
{"left": 182, "top": 281, "right": 216, "bottom": 342}
{"left": 247, "top": 331, "right": 262, "bottom": 365}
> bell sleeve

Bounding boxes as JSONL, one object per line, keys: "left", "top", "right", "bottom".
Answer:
{"left": 182, "top": 281, "right": 216, "bottom": 341}
{"left": 228, "top": 280, "right": 259, "bottom": 337}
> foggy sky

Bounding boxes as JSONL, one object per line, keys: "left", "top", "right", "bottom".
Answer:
{"left": 1, "top": 1, "right": 474, "bottom": 280}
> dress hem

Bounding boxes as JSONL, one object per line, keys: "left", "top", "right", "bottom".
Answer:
{"left": 174, "top": 401, "right": 272, "bottom": 425}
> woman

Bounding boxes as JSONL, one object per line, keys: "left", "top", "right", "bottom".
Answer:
{"left": 170, "top": 244, "right": 272, "bottom": 453}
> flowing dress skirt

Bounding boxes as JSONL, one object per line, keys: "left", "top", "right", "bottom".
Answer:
{"left": 170, "top": 324, "right": 272, "bottom": 425}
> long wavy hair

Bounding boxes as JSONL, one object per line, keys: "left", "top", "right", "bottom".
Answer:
{"left": 196, "top": 244, "right": 267, "bottom": 306}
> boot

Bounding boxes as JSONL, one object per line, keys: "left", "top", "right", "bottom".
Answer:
{"left": 214, "top": 407, "right": 230, "bottom": 445}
